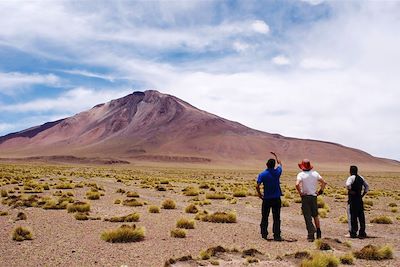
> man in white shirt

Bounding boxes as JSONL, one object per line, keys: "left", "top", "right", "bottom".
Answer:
{"left": 346, "top": 165, "right": 369, "bottom": 238}
{"left": 295, "top": 159, "right": 327, "bottom": 241}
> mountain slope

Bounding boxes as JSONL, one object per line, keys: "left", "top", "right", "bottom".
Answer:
{"left": 0, "top": 90, "right": 398, "bottom": 169}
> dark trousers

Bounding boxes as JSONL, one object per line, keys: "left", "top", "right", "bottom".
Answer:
{"left": 349, "top": 200, "right": 366, "bottom": 236}
{"left": 260, "top": 198, "right": 281, "bottom": 238}
{"left": 301, "top": 195, "right": 318, "bottom": 238}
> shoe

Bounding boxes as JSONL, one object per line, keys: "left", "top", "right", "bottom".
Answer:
{"left": 316, "top": 229, "right": 322, "bottom": 239}
{"left": 307, "top": 237, "right": 315, "bottom": 242}
{"left": 358, "top": 233, "right": 367, "bottom": 239}
{"left": 274, "top": 236, "right": 284, "bottom": 242}
{"left": 261, "top": 235, "right": 268, "bottom": 240}
{"left": 350, "top": 234, "right": 357, "bottom": 239}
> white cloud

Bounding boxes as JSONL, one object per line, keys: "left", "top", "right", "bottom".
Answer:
{"left": 0, "top": 87, "right": 132, "bottom": 113}
{"left": 300, "top": 0, "right": 326, "bottom": 5}
{"left": 251, "top": 20, "right": 270, "bottom": 34}
{"left": 0, "top": 72, "right": 60, "bottom": 95}
{"left": 59, "top": 69, "right": 116, "bottom": 82}
{"left": 233, "top": 41, "right": 250, "bottom": 52}
{"left": 272, "top": 55, "right": 291, "bottom": 65}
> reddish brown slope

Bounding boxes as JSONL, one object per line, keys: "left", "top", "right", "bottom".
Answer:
{"left": 0, "top": 90, "right": 398, "bottom": 169}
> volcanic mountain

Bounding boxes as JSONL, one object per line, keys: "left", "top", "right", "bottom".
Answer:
{"left": 0, "top": 90, "right": 398, "bottom": 169}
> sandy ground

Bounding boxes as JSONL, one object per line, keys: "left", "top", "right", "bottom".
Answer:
{"left": 0, "top": 166, "right": 399, "bottom": 267}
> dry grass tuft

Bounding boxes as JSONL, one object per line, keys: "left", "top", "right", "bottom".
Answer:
{"left": 197, "top": 211, "right": 237, "bottom": 223}
{"left": 170, "top": 228, "right": 187, "bottom": 238}
{"left": 126, "top": 191, "right": 140, "bottom": 198}
{"left": 339, "top": 253, "right": 354, "bottom": 265}
{"left": 86, "top": 190, "right": 101, "bottom": 200}
{"left": 206, "top": 192, "right": 226, "bottom": 200}
{"left": 370, "top": 215, "right": 393, "bottom": 224}
{"left": 233, "top": 189, "right": 247, "bottom": 197}
{"left": 162, "top": 199, "right": 176, "bottom": 209}
{"left": 354, "top": 244, "right": 393, "bottom": 260}
{"left": 185, "top": 203, "right": 199, "bottom": 214}
{"left": 16, "top": 212, "right": 27, "bottom": 221}
{"left": 315, "top": 239, "right": 332, "bottom": 250}
{"left": 0, "top": 211, "right": 9, "bottom": 216}
{"left": 101, "top": 224, "right": 145, "bottom": 243}
{"left": 122, "top": 198, "right": 143, "bottom": 207}
{"left": 105, "top": 213, "right": 140, "bottom": 222}
{"left": 183, "top": 187, "right": 199, "bottom": 196}
{"left": 1, "top": 189, "right": 8, "bottom": 197}
{"left": 176, "top": 218, "right": 195, "bottom": 229}
{"left": 67, "top": 201, "right": 91, "bottom": 213}
{"left": 301, "top": 252, "right": 339, "bottom": 267}
{"left": 74, "top": 212, "right": 89, "bottom": 220}
{"left": 148, "top": 205, "right": 160, "bottom": 213}
{"left": 12, "top": 226, "right": 33, "bottom": 241}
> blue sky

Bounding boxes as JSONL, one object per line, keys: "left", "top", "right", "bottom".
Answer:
{"left": 0, "top": 0, "right": 399, "bottom": 160}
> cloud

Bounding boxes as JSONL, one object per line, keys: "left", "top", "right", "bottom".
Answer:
{"left": 251, "top": 20, "right": 270, "bottom": 34}
{"left": 272, "top": 55, "right": 291, "bottom": 65}
{"left": 0, "top": 72, "right": 60, "bottom": 95}
{"left": 0, "top": 87, "right": 132, "bottom": 113}
{"left": 299, "top": 58, "right": 340, "bottom": 70}
{"left": 58, "top": 69, "right": 116, "bottom": 82}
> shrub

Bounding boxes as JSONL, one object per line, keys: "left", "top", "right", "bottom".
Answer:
{"left": 198, "top": 211, "right": 237, "bottom": 223}
{"left": 75, "top": 212, "right": 89, "bottom": 220}
{"left": 388, "top": 202, "right": 397, "bottom": 207}
{"left": 156, "top": 185, "right": 167, "bottom": 191}
{"left": 390, "top": 208, "right": 398, "bottom": 213}
{"left": 301, "top": 252, "right": 339, "bottom": 267}
{"left": 354, "top": 244, "right": 393, "bottom": 260}
{"left": 16, "top": 212, "right": 27, "bottom": 221}
{"left": 12, "top": 226, "right": 33, "bottom": 241}
{"left": 176, "top": 218, "right": 195, "bottom": 229}
{"left": 183, "top": 187, "right": 199, "bottom": 196}
{"left": 230, "top": 198, "right": 237, "bottom": 204}
{"left": 363, "top": 199, "right": 373, "bottom": 206}
{"left": 126, "top": 191, "right": 139, "bottom": 198}
{"left": 170, "top": 228, "right": 186, "bottom": 238}
{"left": 315, "top": 239, "right": 332, "bottom": 250}
{"left": 114, "top": 199, "right": 121, "bottom": 204}
{"left": 101, "top": 224, "right": 145, "bottom": 243}
{"left": 122, "top": 199, "right": 143, "bottom": 207}
{"left": 0, "top": 211, "right": 9, "bottom": 216}
{"left": 148, "top": 205, "right": 160, "bottom": 213}
{"left": 200, "top": 250, "right": 211, "bottom": 260}
{"left": 282, "top": 199, "right": 290, "bottom": 207}
{"left": 185, "top": 204, "right": 198, "bottom": 214}
{"left": 370, "top": 216, "right": 393, "bottom": 224}
{"left": 317, "top": 196, "right": 329, "bottom": 210}
{"left": 233, "top": 189, "right": 247, "bottom": 197}
{"left": 106, "top": 213, "right": 140, "bottom": 222}
{"left": 318, "top": 208, "right": 328, "bottom": 218}
{"left": 1, "top": 189, "right": 8, "bottom": 197}
{"left": 206, "top": 192, "right": 226, "bottom": 200}
{"left": 43, "top": 198, "right": 68, "bottom": 210}
{"left": 340, "top": 253, "right": 354, "bottom": 265}
{"left": 162, "top": 199, "right": 176, "bottom": 209}
{"left": 67, "top": 201, "right": 90, "bottom": 213}
{"left": 86, "top": 191, "right": 100, "bottom": 200}
{"left": 116, "top": 188, "right": 126, "bottom": 194}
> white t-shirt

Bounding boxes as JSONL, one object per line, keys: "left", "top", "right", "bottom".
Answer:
{"left": 345, "top": 175, "right": 369, "bottom": 192}
{"left": 296, "top": 170, "right": 322, "bottom": 196}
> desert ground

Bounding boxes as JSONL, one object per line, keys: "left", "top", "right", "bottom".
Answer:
{"left": 0, "top": 162, "right": 399, "bottom": 267}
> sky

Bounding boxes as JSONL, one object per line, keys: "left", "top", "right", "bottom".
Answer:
{"left": 0, "top": 0, "right": 399, "bottom": 160}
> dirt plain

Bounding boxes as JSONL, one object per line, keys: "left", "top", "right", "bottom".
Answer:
{"left": 0, "top": 162, "right": 399, "bottom": 267}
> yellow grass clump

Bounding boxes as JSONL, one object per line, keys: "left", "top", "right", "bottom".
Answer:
{"left": 12, "top": 226, "right": 33, "bottom": 241}
{"left": 185, "top": 203, "right": 199, "bottom": 214}
{"left": 196, "top": 211, "right": 237, "bottom": 223}
{"left": 206, "top": 192, "right": 226, "bottom": 200}
{"left": 101, "top": 224, "right": 145, "bottom": 243}
{"left": 162, "top": 199, "right": 176, "bottom": 209}
{"left": 339, "top": 253, "right": 354, "bottom": 265}
{"left": 354, "top": 244, "right": 393, "bottom": 260}
{"left": 370, "top": 215, "right": 393, "bottom": 224}
{"left": 74, "top": 212, "right": 89, "bottom": 220}
{"left": 122, "top": 198, "right": 143, "bottom": 207}
{"left": 176, "top": 218, "right": 195, "bottom": 229}
{"left": 86, "top": 190, "right": 101, "bottom": 200}
{"left": 126, "top": 191, "right": 140, "bottom": 198}
{"left": 105, "top": 213, "right": 140, "bottom": 222}
{"left": 67, "top": 201, "right": 91, "bottom": 213}
{"left": 148, "top": 205, "right": 160, "bottom": 213}
{"left": 301, "top": 252, "right": 339, "bottom": 267}
{"left": 170, "top": 228, "right": 187, "bottom": 238}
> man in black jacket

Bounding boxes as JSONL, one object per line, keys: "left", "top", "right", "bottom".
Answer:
{"left": 346, "top": 165, "right": 369, "bottom": 238}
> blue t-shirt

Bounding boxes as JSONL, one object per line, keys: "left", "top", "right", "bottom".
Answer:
{"left": 257, "top": 165, "right": 282, "bottom": 199}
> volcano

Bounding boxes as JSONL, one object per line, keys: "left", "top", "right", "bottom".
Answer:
{"left": 0, "top": 90, "right": 398, "bottom": 169}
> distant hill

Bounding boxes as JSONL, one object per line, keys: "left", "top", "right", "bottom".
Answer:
{"left": 1, "top": 90, "right": 399, "bottom": 170}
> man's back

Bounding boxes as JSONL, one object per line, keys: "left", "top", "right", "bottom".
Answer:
{"left": 257, "top": 166, "right": 282, "bottom": 199}
{"left": 297, "top": 170, "right": 321, "bottom": 196}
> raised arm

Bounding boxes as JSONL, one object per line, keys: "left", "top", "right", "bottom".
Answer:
{"left": 270, "top": 152, "right": 281, "bottom": 166}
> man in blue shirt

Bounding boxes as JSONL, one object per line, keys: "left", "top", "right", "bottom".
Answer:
{"left": 256, "top": 152, "right": 283, "bottom": 241}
